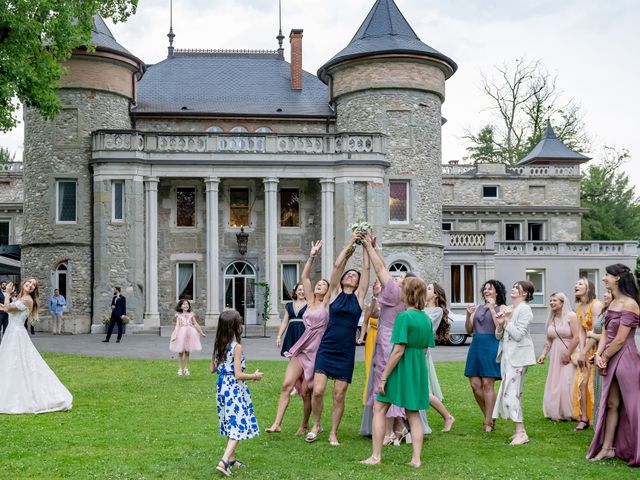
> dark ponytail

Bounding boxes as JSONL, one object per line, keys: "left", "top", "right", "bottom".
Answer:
{"left": 606, "top": 263, "right": 640, "bottom": 306}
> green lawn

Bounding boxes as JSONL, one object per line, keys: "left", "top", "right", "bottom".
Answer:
{"left": 2, "top": 353, "right": 635, "bottom": 479}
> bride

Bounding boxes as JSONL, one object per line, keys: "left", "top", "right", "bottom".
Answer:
{"left": 0, "top": 278, "right": 73, "bottom": 414}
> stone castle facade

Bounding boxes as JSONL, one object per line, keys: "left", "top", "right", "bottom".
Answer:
{"left": 11, "top": 0, "right": 636, "bottom": 332}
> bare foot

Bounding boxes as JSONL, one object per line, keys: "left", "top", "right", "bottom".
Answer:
{"left": 442, "top": 415, "right": 455, "bottom": 433}
{"left": 265, "top": 424, "right": 281, "bottom": 433}
{"left": 360, "top": 456, "right": 381, "bottom": 465}
{"left": 294, "top": 425, "right": 309, "bottom": 436}
{"left": 328, "top": 433, "right": 340, "bottom": 446}
{"left": 407, "top": 460, "right": 421, "bottom": 468}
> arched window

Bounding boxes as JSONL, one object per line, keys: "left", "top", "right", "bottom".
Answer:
{"left": 389, "top": 261, "right": 410, "bottom": 277}
{"left": 230, "top": 126, "right": 248, "bottom": 133}
{"left": 224, "top": 261, "right": 257, "bottom": 324}
{"left": 54, "top": 262, "right": 70, "bottom": 304}
{"left": 255, "top": 127, "right": 272, "bottom": 133}
{"left": 206, "top": 126, "right": 223, "bottom": 133}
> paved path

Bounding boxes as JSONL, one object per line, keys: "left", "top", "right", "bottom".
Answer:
{"left": 22, "top": 328, "right": 551, "bottom": 363}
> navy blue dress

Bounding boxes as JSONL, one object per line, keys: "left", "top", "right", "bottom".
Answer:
{"left": 314, "top": 292, "right": 362, "bottom": 383}
{"left": 280, "top": 302, "right": 307, "bottom": 357}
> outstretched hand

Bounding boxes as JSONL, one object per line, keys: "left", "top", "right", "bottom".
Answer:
{"left": 253, "top": 369, "right": 264, "bottom": 381}
{"left": 310, "top": 240, "right": 323, "bottom": 257}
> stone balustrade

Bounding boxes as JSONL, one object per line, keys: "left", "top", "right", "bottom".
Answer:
{"left": 93, "top": 131, "right": 385, "bottom": 155}
{"left": 443, "top": 231, "right": 495, "bottom": 250}
{"left": 0, "top": 162, "right": 23, "bottom": 172}
{"left": 441, "top": 164, "right": 580, "bottom": 177}
{"left": 497, "top": 241, "right": 638, "bottom": 255}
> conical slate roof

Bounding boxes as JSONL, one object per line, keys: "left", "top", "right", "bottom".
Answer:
{"left": 517, "top": 123, "right": 590, "bottom": 165}
{"left": 318, "top": 0, "right": 457, "bottom": 82}
{"left": 88, "top": 15, "right": 143, "bottom": 66}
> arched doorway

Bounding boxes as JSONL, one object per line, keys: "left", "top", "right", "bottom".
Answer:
{"left": 224, "top": 261, "right": 257, "bottom": 324}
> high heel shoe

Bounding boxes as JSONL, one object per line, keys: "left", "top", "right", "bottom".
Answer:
{"left": 574, "top": 419, "right": 590, "bottom": 431}
{"left": 393, "top": 428, "right": 412, "bottom": 446}
{"left": 382, "top": 433, "right": 396, "bottom": 446}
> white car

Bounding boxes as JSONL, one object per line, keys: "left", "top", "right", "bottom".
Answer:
{"left": 444, "top": 311, "right": 470, "bottom": 346}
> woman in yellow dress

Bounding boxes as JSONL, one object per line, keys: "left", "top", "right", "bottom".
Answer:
{"left": 359, "top": 280, "right": 381, "bottom": 403}
{"left": 573, "top": 278, "right": 603, "bottom": 431}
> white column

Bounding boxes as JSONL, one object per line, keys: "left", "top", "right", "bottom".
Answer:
{"left": 205, "top": 177, "right": 221, "bottom": 327}
{"left": 320, "top": 178, "right": 335, "bottom": 279}
{"left": 143, "top": 177, "right": 160, "bottom": 327}
{"left": 263, "top": 177, "right": 279, "bottom": 324}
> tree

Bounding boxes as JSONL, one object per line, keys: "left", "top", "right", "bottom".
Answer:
{"left": 464, "top": 59, "right": 590, "bottom": 164}
{"left": 0, "top": 146, "right": 16, "bottom": 164}
{"left": 581, "top": 146, "right": 640, "bottom": 242}
{"left": 0, "top": 1, "right": 138, "bottom": 132}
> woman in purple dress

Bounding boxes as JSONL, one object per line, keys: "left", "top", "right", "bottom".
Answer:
{"left": 464, "top": 280, "right": 507, "bottom": 432}
{"left": 266, "top": 241, "right": 329, "bottom": 435}
{"left": 587, "top": 264, "right": 640, "bottom": 467}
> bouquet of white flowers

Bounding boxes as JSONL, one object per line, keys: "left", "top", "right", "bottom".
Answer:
{"left": 350, "top": 218, "right": 373, "bottom": 245}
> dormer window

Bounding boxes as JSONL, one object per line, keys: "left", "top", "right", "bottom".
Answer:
{"left": 230, "top": 126, "right": 248, "bottom": 133}
{"left": 255, "top": 127, "right": 273, "bottom": 133}
{"left": 206, "top": 126, "right": 223, "bottom": 133}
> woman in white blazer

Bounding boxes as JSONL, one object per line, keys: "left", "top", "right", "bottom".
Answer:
{"left": 492, "top": 280, "right": 537, "bottom": 445}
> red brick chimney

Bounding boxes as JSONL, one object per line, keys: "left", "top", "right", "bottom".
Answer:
{"left": 289, "top": 29, "right": 303, "bottom": 90}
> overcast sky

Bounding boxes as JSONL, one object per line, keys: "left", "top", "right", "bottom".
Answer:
{"left": 2, "top": 0, "right": 638, "bottom": 188}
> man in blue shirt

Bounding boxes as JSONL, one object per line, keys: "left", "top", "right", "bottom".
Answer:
{"left": 49, "top": 288, "right": 66, "bottom": 334}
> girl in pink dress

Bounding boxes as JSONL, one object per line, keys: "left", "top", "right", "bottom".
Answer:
{"left": 265, "top": 240, "right": 329, "bottom": 435}
{"left": 170, "top": 300, "right": 205, "bottom": 376}
{"left": 587, "top": 264, "right": 640, "bottom": 467}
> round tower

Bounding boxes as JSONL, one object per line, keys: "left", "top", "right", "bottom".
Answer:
{"left": 317, "top": 0, "right": 456, "bottom": 281}
{"left": 22, "top": 15, "right": 144, "bottom": 333}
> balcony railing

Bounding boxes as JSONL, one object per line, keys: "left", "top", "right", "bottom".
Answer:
{"left": 441, "top": 164, "right": 580, "bottom": 177}
{"left": 443, "top": 232, "right": 637, "bottom": 256}
{"left": 93, "top": 131, "right": 386, "bottom": 156}
{"left": 0, "top": 162, "right": 23, "bottom": 172}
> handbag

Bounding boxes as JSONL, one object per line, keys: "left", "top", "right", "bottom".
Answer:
{"left": 553, "top": 321, "right": 579, "bottom": 366}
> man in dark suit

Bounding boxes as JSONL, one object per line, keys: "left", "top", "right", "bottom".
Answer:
{"left": 103, "top": 286, "right": 126, "bottom": 343}
{"left": 0, "top": 279, "right": 8, "bottom": 341}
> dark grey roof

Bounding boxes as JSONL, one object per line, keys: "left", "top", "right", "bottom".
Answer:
{"left": 318, "top": 0, "right": 457, "bottom": 82}
{"left": 132, "top": 52, "right": 333, "bottom": 117}
{"left": 517, "top": 123, "right": 590, "bottom": 165}
{"left": 89, "top": 15, "right": 142, "bottom": 66}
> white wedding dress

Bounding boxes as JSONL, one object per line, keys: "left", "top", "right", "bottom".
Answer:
{"left": 0, "top": 300, "right": 73, "bottom": 414}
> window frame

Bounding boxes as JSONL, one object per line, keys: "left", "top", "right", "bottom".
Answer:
{"left": 279, "top": 187, "right": 301, "bottom": 227}
{"left": 527, "top": 222, "right": 545, "bottom": 241}
{"left": 450, "top": 264, "right": 476, "bottom": 305}
{"left": 525, "top": 268, "right": 545, "bottom": 306}
{"left": 54, "top": 262, "right": 70, "bottom": 309}
{"left": 111, "top": 180, "right": 125, "bottom": 222}
{"left": 389, "top": 180, "right": 410, "bottom": 224}
{"left": 176, "top": 262, "right": 196, "bottom": 302}
{"left": 442, "top": 222, "right": 452, "bottom": 231}
{"left": 0, "top": 219, "right": 10, "bottom": 245}
{"left": 505, "top": 222, "right": 522, "bottom": 241}
{"left": 280, "top": 263, "right": 300, "bottom": 303}
{"left": 176, "top": 186, "right": 197, "bottom": 228}
{"left": 229, "top": 186, "right": 250, "bottom": 228}
{"left": 482, "top": 185, "right": 499, "bottom": 199}
{"left": 389, "top": 261, "right": 410, "bottom": 277}
{"left": 56, "top": 179, "right": 78, "bottom": 224}
{"left": 579, "top": 268, "right": 600, "bottom": 298}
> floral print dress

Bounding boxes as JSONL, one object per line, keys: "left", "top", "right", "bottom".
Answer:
{"left": 216, "top": 341, "right": 259, "bottom": 440}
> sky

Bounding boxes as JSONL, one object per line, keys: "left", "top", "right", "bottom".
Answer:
{"left": 1, "top": 0, "right": 639, "bottom": 188}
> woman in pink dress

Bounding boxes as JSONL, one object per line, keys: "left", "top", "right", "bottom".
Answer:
{"left": 537, "top": 292, "right": 579, "bottom": 421}
{"left": 587, "top": 263, "right": 640, "bottom": 467}
{"left": 266, "top": 241, "right": 329, "bottom": 435}
{"left": 170, "top": 300, "right": 205, "bottom": 376}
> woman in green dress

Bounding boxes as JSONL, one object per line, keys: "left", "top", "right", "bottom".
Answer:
{"left": 360, "top": 277, "right": 434, "bottom": 468}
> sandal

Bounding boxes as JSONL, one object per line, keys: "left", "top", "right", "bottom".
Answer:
{"left": 360, "top": 456, "right": 381, "bottom": 465}
{"left": 305, "top": 428, "right": 323, "bottom": 443}
{"left": 265, "top": 425, "right": 281, "bottom": 433}
{"left": 382, "top": 434, "right": 396, "bottom": 446}
{"left": 393, "top": 428, "right": 412, "bottom": 446}
{"left": 510, "top": 432, "right": 529, "bottom": 445}
{"left": 483, "top": 422, "right": 494, "bottom": 433}
{"left": 216, "top": 459, "right": 232, "bottom": 477}
{"left": 574, "top": 420, "right": 590, "bottom": 431}
{"left": 229, "top": 458, "right": 246, "bottom": 468}
{"left": 406, "top": 461, "right": 421, "bottom": 468}
{"left": 589, "top": 447, "right": 615, "bottom": 461}
{"left": 177, "top": 369, "right": 183, "bottom": 376}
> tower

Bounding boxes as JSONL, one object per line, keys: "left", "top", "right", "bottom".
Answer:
{"left": 22, "top": 16, "right": 144, "bottom": 332}
{"left": 317, "top": 0, "right": 456, "bottom": 280}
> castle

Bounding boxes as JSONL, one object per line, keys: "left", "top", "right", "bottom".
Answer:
{"left": 2, "top": 0, "right": 635, "bottom": 332}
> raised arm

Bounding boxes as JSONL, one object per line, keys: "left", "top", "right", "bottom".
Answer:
{"left": 328, "top": 232, "right": 360, "bottom": 299}
{"left": 363, "top": 233, "right": 392, "bottom": 287}
{"left": 356, "top": 245, "right": 371, "bottom": 306}
{"left": 302, "top": 241, "right": 322, "bottom": 306}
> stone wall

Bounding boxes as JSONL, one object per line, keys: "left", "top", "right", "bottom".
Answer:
{"left": 22, "top": 89, "right": 131, "bottom": 332}
{"left": 333, "top": 85, "right": 444, "bottom": 282}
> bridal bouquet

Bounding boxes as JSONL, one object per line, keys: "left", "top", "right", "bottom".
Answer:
{"left": 350, "top": 218, "right": 373, "bottom": 245}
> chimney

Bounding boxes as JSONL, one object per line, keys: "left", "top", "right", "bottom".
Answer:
{"left": 289, "top": 29, "right": 303, "bottom": 90}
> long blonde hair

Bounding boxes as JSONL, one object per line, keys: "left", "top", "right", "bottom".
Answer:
{"left": 546, "top": 292, "right": 572, "bottom": 328}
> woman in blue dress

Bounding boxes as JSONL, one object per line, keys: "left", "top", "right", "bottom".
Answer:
{"left": 276, "top": 283, "right": 307, "bottom": 357}
{"left": 306, "top": 231, "right": 370, "bottom": 446}
{"left": 464, "top": 279, "right": 507, "bottom": 432}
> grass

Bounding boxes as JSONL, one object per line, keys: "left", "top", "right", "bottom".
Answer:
{"left": 2, "top": 353, "right": 636, "bottom": 479}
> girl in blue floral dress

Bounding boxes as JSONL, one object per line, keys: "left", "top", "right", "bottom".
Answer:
{"left": 211, "top": 309, "right": 263, "bottom": 476}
